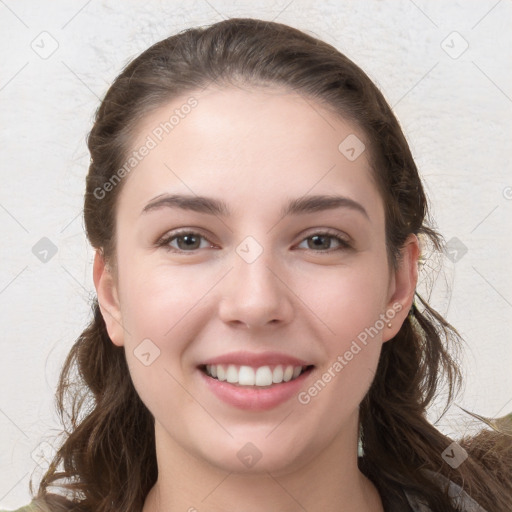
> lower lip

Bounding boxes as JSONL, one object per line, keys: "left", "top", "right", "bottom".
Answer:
{"left": 199, "top": 368, "right": 313, "bottom": 411}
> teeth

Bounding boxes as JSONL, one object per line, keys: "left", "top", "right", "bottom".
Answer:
{"left": 283, "top": 365, "right": 294, "bottom": 382}
{"left": 226, "top": 364, "right": 238, "bottom": 383}
{"left": 255, "top": 366, "right": 273, "bottom": 386}
{"left": 204, "top": 364, "right": 306, "bottom": 386}
{"left": 239, "top": 366, "right": 255, "bottom": 385}
{"left": 216, "top": 365, "right": 226, "bottom": 381}
{"left": 272, "top": 365, "right": 283, "bottom": 383}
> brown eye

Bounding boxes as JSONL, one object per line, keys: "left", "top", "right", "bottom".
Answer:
{"left": 157, "top": 230, "right": 213, "bottom": 253}
{"left": 297, "top": 231, "right": 352, "bottom": 253}
{"left": 173, "top": 233, "right": 202, "bottom": 251}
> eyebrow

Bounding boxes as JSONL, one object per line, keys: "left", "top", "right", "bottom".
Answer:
{"left": 141, "top": 193, "right": 369, "bottom": 220}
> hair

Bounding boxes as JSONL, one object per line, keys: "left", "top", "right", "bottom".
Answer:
{"left": 30, "top": 17, "right": 511, "bottom": 512}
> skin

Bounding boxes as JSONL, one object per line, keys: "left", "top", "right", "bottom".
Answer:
{"left": 93, "top": 84, "right": 419, "bottom": 512}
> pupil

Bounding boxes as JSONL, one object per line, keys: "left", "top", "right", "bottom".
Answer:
{"left": 311, "top": 235, "right": 329, "bottom": 249}
{"left": 181, "top": 235, "right": 198, "bottom": 249}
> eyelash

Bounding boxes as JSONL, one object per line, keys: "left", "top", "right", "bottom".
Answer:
{"left": 156, "top": 228, "right": 352, "bottom": 255}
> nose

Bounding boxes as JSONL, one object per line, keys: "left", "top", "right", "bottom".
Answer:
{"left": 218, "top": 247, "right": 294, "bottom": 330}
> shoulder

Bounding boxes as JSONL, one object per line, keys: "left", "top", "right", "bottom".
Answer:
{"left": 0, "top": 502, "right": 49, "bottom": 512}
{"left": 0, "top": 507, "right": 32, "bottom": 512}
{"left": 403, "top": 471, "right": 490, "bottom": 512}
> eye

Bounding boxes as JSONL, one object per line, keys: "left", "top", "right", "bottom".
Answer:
{"left": 156, "top": 229, "right": 352, "bottom": 254}
{"left": 296, "top": 230, "right": 352, "bottom": 253}
{"left": 157, "top": 230, "right": 215, "bottom": 253}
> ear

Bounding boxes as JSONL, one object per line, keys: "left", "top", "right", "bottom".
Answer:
{"left": 382, "top": 234, "right": 420, "bottom": 342}
{"left": 93, "top": 250, "right": 125, "bottom": 347}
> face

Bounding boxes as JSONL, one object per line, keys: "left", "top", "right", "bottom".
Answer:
{"left": 94, "top": 84, "right": 418, "bottom": 475}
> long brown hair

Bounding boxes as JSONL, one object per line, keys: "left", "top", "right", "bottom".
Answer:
{"left": 31, "top": 18, "right": 511, "bottom": 512}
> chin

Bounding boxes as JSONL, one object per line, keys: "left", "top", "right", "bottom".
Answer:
{"left": 193, "top": 434, "right": 316, "bottom": 476}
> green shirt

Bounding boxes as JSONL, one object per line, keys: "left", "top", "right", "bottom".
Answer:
{"left": 0, "top": 505, "right": 40, "bottom": 512}
{"left": 1, "top": 476, "right": 490, "bottom": 512}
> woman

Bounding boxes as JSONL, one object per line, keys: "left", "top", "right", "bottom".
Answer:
{"left": 6, "top": 17, "right": 511, "bottom": 512}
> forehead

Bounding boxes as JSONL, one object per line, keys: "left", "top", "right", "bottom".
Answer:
{"left": 116, "top": 85, "right": 384, "bottom": 225}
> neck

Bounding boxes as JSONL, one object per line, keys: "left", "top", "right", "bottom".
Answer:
{"left": 142, "top": 420, "right": 384, "bottom": 512}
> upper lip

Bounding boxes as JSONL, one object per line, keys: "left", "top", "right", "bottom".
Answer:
{"left": 200, "top": 351, "right": 313, "bottom": 367}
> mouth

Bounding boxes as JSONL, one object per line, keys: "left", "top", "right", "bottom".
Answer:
{"left": 197, "top": 351, "right": 315, "bottom": 410}
{"left": 199, "top": 363, "right": 314, "bottom": 387}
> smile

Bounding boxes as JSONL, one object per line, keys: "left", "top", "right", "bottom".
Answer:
{"left": 201, "top": 364, "right": 311, "bottom": 387}
{"left": 197, "top": 351, "right": 315, "bottom": 410}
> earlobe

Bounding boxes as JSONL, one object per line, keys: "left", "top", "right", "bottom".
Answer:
{"left": 92, "top": 250, "right": 125, "bottom": 347}
{"left": 382, "top": 234, "right": 420, "bottom": 342}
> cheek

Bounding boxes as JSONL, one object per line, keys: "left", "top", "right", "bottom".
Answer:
{"left": 116, "top": 262, "right": 212, "bottom": 395}
{"left": 299, "top": 258, "right": 389, "bottom": 398}
{"left": 296, "top": 268, "right": 387, "bottom": 425}
{"left": 297, "top": 339, "right": 381, "bottom": 445}
{"left": 117, "top": 265, "right": 209, "bottom": 424}
{"left": 119, "top": 262, "right": 210, "bottom": 343}
{"left": 305, "top": 260, "right": 390, "bottom": 344}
